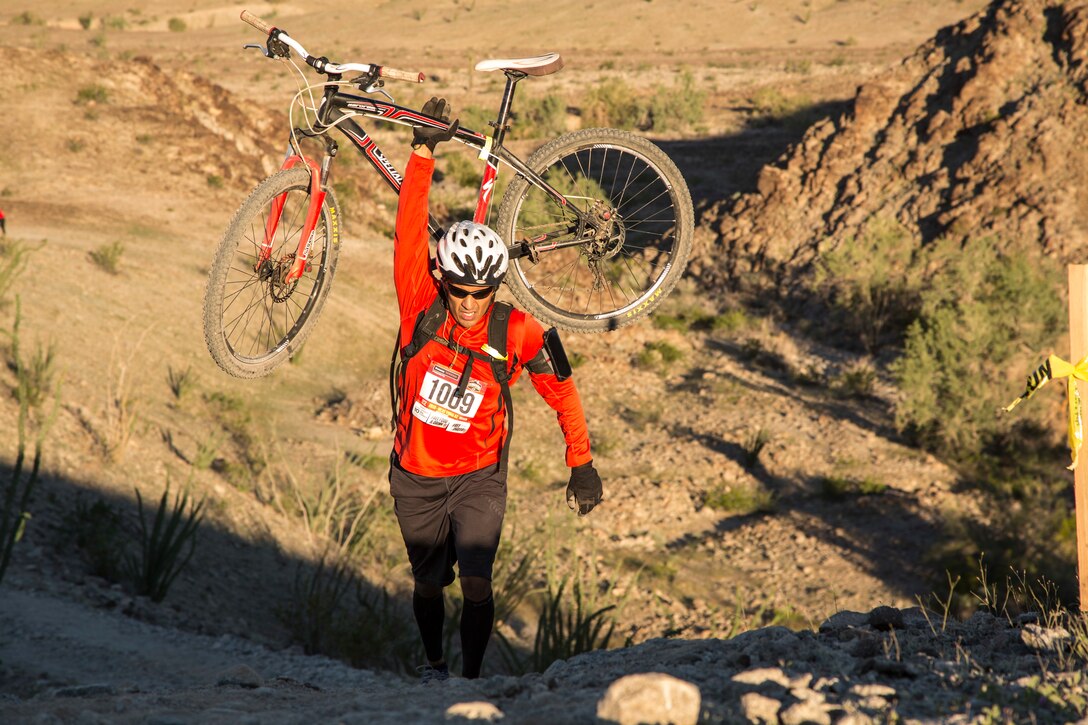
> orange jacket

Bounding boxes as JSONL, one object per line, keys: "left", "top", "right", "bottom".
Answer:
{"left": 392, "top": 153, "right": 592, "bottom": 477}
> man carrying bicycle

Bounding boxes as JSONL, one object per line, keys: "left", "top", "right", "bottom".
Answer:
{"left": 389, "top": 97, "right": 603, "bottom": 682}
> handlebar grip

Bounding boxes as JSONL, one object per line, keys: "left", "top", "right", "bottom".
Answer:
{"left": 240, "top": 10, "right": 272, "bottom": 35}
{"left": 379, "top": 66, "right": 425, "bottom": 83}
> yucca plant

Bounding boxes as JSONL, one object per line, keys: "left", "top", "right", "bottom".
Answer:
{"left": 529, "top": 579, "right": 615, "bottom": 673}
{"left": 0, "top": 299, "right": 58, "bottom": 585}
{"left": 278, "top": 552, "right": 355, "bottom": 655}
{"left": 127, "top": 483, "right": 205, "bottom": 602}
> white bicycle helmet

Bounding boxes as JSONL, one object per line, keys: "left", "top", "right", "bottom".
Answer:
{"left": 436, "top": 221, "right": 509, "bottom": 286}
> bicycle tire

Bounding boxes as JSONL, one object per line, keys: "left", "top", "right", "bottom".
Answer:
{"left": 203, "top": 167, "right": 341, "bottom": 378}
{"left": 495, "top": 128, "right": 694, "bottom": 333}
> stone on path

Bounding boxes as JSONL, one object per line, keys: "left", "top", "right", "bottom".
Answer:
{"left": 596, "top": 672, "right": 700, "bottom": 725}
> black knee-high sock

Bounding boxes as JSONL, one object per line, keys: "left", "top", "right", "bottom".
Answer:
{"left": 413, "top": 591, "right": 445, "bottom": 664}
{"left": 460, "top": 595, "right": 495, "bottom": 679}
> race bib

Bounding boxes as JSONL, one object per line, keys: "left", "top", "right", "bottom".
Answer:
{"left": 412, "top": 362, "right": 487, "bottom": 434}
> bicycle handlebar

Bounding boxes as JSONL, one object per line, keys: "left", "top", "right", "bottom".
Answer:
{"left": 239, "top": 9, "right": 424, "bottom": 83}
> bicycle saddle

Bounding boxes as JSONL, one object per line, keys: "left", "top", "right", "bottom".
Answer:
{"left": 474, "top": 53, "right": 563, "bottom": 77}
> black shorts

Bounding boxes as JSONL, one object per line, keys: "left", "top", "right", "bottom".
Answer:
{"left": 389, "top": 459, "right": 507, "bottom": 587}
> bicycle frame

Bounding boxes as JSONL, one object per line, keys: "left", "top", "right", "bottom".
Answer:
{"left": 264, "top": 72, "right": 589, "bottom": 284}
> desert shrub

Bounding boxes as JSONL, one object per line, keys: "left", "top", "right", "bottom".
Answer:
{"left": 812, "top": 215, "right": 922, "bottom": 352}
{"left": 749, "top": 87, "right": 813, "bottom": 126}
{"left": 441, "top": 151, "right": 482, "bottom": 189}
{"left": 75, "top": 85, "right": 109, "bottom": 105}
{"left": 741, "top": 427, "right": 772, "bottom": 467}
{"left": 0, "top": 301, "right": 57, "bottom": 585}
{"left": 649, "top": 69, "right": 706, "bottom": 132}
{"left": 819, "top": 475, "right": 886, "bottom": 500}
{"left": 89, "top": 241, "right": 124, "bottom": 273}
{"left": 167, "top": 17, "right": 186, "bottom": 32}
{"left": 704, "top": 483, "right": 775, "bottom": 514}
{"left": 126, "top": 483, "right": 205, "bottom": 602}
{"left": 12, "top": 11, "right": 43, "bottom": 25}
{"left": 166, "top": 364, "right": 194, "bottom": 400}
{"left": 78, "top": 13, "right": 93, "bottom": 29}
{"left": 64, "top": 497, "right": 126, "bottom": 581}
{"left": 582, "top": 79, "right": 649, "bottom": 130}
{"left": 0, "top": 239, "right": 42, "bottom": 307}
{"left": 206, "top": 174, "right": 223, "bottom": 189}
{"left": 892, "top": 238, "right": 1063, "bottom": 461}
{"left": 515, "top": 93, "right": 567, "bottom": 138}
{"left": 635, "top": 340, "right": 683, "bottom": 369}
{"left": 829, "top": 362, "right": 876, "bottom": 399}
{"left": 457, "top": 104, "right": 494, "bottom": 135}
{"left": 653, "top": 304, "right": 747, "bottom": 333}
{"left": 280, "top": 553, "right": 355, "bottom": 655}
{"left": 191, "top": 432, "right": 221, "bottom": 470}
{"left": 338, "top": 586, "right": 422, "bottom": 673}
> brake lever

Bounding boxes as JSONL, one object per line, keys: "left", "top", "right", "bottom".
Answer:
{"left": 354, "top": 74, "right": 394, "bottom": 102}
{"left": 243, "top": 43, "right": 274, "bottom": 58}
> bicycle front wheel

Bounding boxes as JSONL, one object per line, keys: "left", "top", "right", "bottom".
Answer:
{"left": 496, "top": 128, "right": 694, "bottom": 333}
{"left": 203, "top": 167, "right": 341, "bottom": 378}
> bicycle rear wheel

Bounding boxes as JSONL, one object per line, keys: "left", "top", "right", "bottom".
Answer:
{"left": 496, "top": 128, "right": 693, "bottom": 333}
{"left": 203, "top": 167, "right": 341, "bottom": 378}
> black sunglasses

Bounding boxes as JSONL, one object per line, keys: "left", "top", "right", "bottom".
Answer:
{"left": 444, "top": 283, "right": 496, "bottom": 300}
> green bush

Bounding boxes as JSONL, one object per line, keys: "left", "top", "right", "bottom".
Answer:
{"left": 649, "top": 70, "right": 706, "bottom": 132}
{"left": 819, "top": 475, "right": 886, "bottom": 500}
{"left": 0, "top": 239, "right": 42, "bottom": 306}
{"left": 582, "top": 79, "right": 648, "bottom": 130}
{"left": 11, "top": 11, "right": 43, "bottom": 26}
{"left": 89, "top": 241, "right": 124, "bottom": 273}
{"left": 515, "top": 94, "right": 567, "bottom": 138}
{"left": 167, "top": 17, "right": 186, "bottom": 32}
{"left": 704, "top": 483, "right": 775, "bottom": 514}
{"left": 75, "top": 85, "right": 109, "bottom": 105}
{"left": 101, "top": 15, "right": 127, "bottom": 30}
{"left": 0, "top": 300, "right": 56, "bottom": 585}
{"left": 812, "top": 215, "right": 922, "bottom": 352}
{"left": 441, "top": 151, "right": 482, "bottom": 189}
{"left": 78, "top": 13, "right": 93, "bottom": 30}
{"left": 65, "top": 497, "right": 126, "bottom": 581}
{"left": 654, "top": 305, "right": 750, "bottom": 333}
{"left": 635, "top": 340, "right": 683, "bottom": 369}
{"left": 892, "top": 238, "right": 1063, "bottom": 460}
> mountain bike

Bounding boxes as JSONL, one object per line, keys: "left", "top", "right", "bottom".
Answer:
{"left": 203, "top": 10, "right": 694, "bottom": 378}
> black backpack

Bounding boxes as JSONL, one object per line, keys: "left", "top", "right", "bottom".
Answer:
{"left": 390, "top": 297, "right": 517, "bottom": 474}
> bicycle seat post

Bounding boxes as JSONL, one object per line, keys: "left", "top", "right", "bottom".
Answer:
{"left": 490, "top": 71, "right": 527, "bottom": 148}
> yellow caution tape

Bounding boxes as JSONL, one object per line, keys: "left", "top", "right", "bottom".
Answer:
{"left": 1004, "top": 354, "right": 1088, "bottom": 470}
{"left": 478, "top": 135, "right": 493, "bottom": 162}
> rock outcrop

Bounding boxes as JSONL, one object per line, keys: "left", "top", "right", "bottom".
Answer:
{"left": 702, "top": 0, "right": 1088, "bottom": 294}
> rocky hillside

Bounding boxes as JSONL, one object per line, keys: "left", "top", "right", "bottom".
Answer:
{"left": 2, "top": 588, "right": 1085, "bottom": 724}
{"left": 700, "top": 0, "right": 1088, "bottom": 291}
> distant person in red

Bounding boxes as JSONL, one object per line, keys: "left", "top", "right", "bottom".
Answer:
{"left": 0, "top": 208, "right": 6, "bottom": 236}
{"left": 390, "top": 97, "right": 603, "bottom": 683}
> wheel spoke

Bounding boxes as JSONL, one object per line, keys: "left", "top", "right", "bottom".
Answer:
{"left": 205, "top": 171, "right": 337, "bottom": 374}
{"left": 501, "top": 132, "right": 691, "bottom": 329}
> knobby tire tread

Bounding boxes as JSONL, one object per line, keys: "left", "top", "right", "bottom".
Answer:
{"left": 203, "top": 168, "right": 341, "bottom": 378}
{"left": 496, "top": 128, "right": 694, "bottom": 333}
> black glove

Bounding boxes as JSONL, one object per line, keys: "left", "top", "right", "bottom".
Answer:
{"left": 412, "top": 97, "right": 460, "bottom": 152}
{"left": 566, "top": 461, "right": 603, "bottom": 516}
